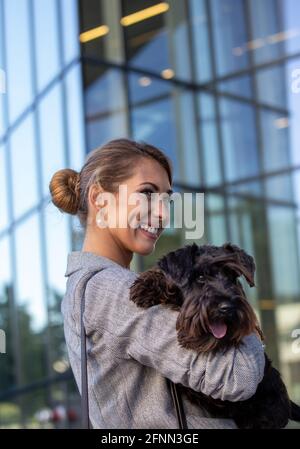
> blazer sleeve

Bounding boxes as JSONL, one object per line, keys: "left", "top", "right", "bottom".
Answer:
{"left": 84, "top": 267, "right": 266, "bottom": 402}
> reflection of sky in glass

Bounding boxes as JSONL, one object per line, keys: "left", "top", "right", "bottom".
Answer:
{"left": 268, "top": 207, "right": 300, "bottom": 298}
{"left": 85, "top": 69, "right": 125, "bottom": 117}
{"left": 4, "top": 0, "right": 33, "bottom": 123}
{"left": 220, "top": 99, "right": 259, "bottom": 181}
{"left": 15, "top": 213, "right": 47, "bottom": 332}
{"left": 87, "top": 113, "right": 127, "bottom": 151}
{"left": 85, "top": 68, "right": 127, "bottom": 150}
{"left": 10, "top": 114, "right": 38, "bottom": 219}
{"left": 33, "top": 0, "right": 60, "bottom": 92}
{"left": 65, "top": 64, "right": 85, "bottom": 170}
{"left": 0, "top": 236, "right": 10, "bottom": 298}
{"left": 190, "top": 0, "right": 212, "bottom": 82}
{"left": 44, "top": 202, "right": 70, "bottom": 299}
{"left": 131, "top": 96, "right": 179, "bottom": 181}
{"left": 249, "top": 0, "right": 280, "bottom": 64}
{"left": 0, "top": 145, "right": 9, "bottom": 231}
{"left": 128, "top": 30, "right": 169, "bottom": 74}
{"left": 260, "top": 109, "right": 290, "bottom": 172}
{"left": 282, "top": 0, "right": 300, "bottom": 55}
{"left": 129, "top": 72, "right": 170, "bottom": 105}
{"left": 198, "top": 93, "right": 222, "bottom": 186}
{"left": 211, "top": 0, "right": 249, "bottom": 76}
{"left": 218, "top": 75, "right": 252, "bottom": 99}
{"left": 256, "top": 66, "right": 287, "bottom": 108}
{"left": 39, "top": 83, "right": 65, "bottom": 197}
{"left": 61, "top": 0, "right": 80, "bottom": 64}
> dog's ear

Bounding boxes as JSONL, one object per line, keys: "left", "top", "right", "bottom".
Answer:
{"left": 129, "top": 268, "right": 184, "bottom": 310}
{"left": 220, "top": 242, "right": 256, "bottom": 287}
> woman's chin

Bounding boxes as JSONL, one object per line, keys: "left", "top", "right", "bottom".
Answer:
{"left": 135, "top": 243, "right": 156, "bottom": 256}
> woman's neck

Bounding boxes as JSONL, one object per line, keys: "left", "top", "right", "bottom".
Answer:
{"left": 82, "top": 228, "right": 133, "bottom": 270}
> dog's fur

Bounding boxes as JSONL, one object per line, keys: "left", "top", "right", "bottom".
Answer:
{"left": 129, "top": 242, "right": 300, "bottom": 428}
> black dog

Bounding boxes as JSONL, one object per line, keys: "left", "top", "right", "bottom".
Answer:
{"left": 129, "top": 242, "right": 300, "bottom": 428}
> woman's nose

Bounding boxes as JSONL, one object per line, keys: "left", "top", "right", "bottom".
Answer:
{"left": 150, "top": 195, "right": 170, "bottom": 227}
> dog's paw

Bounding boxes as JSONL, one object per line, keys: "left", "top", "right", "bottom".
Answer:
{"left": 129, "top": 268, "right": 184, "bottom": 309}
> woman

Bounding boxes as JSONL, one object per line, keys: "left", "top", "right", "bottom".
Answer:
{"left": 49, "top": 138, "right": 265, "bottom": 429}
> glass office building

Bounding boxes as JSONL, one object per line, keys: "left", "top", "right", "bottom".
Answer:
{"left": 0, "top": 0, "right": 299, "bottom": 428}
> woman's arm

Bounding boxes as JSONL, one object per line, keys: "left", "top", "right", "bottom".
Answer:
{"left": 84, "top": 267, "right": 265, "bottom": 402}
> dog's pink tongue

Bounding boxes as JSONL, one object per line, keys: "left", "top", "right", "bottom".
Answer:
{"left": 209, "top": 322, "right": 227, "bottom": 339}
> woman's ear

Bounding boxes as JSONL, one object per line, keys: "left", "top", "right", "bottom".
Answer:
{"left": 88, "top": 182, "right": 104, "bottom": 211}
{"left": 129, "top": 268, "right": 184, "bottom": 310}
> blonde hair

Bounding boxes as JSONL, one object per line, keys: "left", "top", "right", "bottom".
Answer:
{"left": 49, "top": 138, "right": 173, "bottom": 229}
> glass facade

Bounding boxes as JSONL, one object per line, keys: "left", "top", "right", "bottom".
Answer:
{"left": 0, "top": 0, "right": 300, "bottom": 428}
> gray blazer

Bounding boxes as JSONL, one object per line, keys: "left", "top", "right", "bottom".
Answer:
{"left": 61, "top": 251, "right": 265, "bottom": 429}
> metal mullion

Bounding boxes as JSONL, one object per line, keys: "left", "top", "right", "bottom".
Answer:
{"left": 120, "top": 0, "right": 144, "bottom": 273}
{"left": 27, "top": 0, "right": 54, "bottom": 407}
{"left": 244, "top": 0, "right": 280, "bottom": 366}
{"left": 0, "top": 0, "right": 23, "bottom": 398}
{"left": 80, "top": 55, "right": 291, "bottom": 114}
{"left": 205, "top": 0, "right": 231, "bottom": 242}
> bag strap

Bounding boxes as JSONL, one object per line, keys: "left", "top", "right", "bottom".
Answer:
{"left": 168, "top": 379, "right": 188, "bottom": 429}
{"left": 80, "top": 271, "right": 97, "bottom": 429}
{"left": 80, "top": 270, "right": 188, "bottom": 429}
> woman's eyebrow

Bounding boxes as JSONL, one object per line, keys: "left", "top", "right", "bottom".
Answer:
{"left": 138, "top": 182, "right": 173, "bottom": 195}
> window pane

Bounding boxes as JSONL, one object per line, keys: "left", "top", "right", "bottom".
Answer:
{"left": 265, "top": 174, "right": 294, "bottom": 202}
{"left": 0, "top": 3, "right": 5, "bottom": 138}
{"left": 61, "top": 0, "right": 80, "bottom": 64}
{"left": 0, "top": 236, "right": 14, "bottom": 390}
{"left": 44, "top": 203, "right": 70, "bottom": 310}
{"left": 220, "top": 98, "right": 259, "bottom": 181}
{"left": 0, "top": 145, "right": 9, "bottom": 231}
{"left": 279, "top": 0, "right": 300, "bottom": 57}
{"left": 256, "top": 65, "right": 287, "bottom": 108}
{"left": 4, "top": 0, "right": 33, "bottom": 123}
{"left": 198, "top": 93, "right": 222, "bottom": 186}
{"left": 15, "top": 213, "right": 48, "bottom": 384}
{"left": 249, "top": 0, "right": 282, "bottom": 65}
{"left": 15, "top": 213, "right": 47, "bottom": 331}
{"left": 10, "top": 115, "right": 38, "bottom": 219}
{"left": 268, "top": 206, "right": 300, "bottom": 301}
{"left": 189, "top": 0, "right": 212, "bottom": 82}
{"left": 218, "top": 75, "right": 252, "bottom": 99}
{"left": 33, "top": 0, "right": 60, "bottom": 92}
{"left": 211, "top": 0, "right": 249, "bottom": 76}
{"left": 65, "top": 64, "right": 85, "bottom": 170}
{"left": 131, "top": 95, "right": 180, "bottom": 182}
{"left": 44, "top": 202, "right": 70, "bottom": 373}
{"left": 38, "top": 84, "right": 66, "bottom": 197}
{"left": 122, "top": 0, "right": 170, "bottom": 75}
{"left": 260, "top": 109, "right": 290, "bottom": 172}
{"left": 84, "top": 65, "right": 127, "bottom": 150}
{"left": 206, "top": 194, "right": 227, "bottom": 245}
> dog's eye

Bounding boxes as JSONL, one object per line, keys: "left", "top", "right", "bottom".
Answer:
{"left": 197, "top": 275, "right": 205, "bottom": 283}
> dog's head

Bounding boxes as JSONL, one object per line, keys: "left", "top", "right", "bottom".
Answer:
{"left": 158, "top": 242, "right": 262, "bottom": 352}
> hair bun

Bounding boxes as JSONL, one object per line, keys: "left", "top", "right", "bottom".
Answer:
{"left": 49, "top": 168, "right": 81, "bottom": 215}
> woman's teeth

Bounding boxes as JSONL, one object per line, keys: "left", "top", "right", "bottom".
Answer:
{"left": 139, "top": 224, "right": 158, "bottom": 235}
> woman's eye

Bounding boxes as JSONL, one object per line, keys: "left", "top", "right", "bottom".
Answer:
{"left": 141, "top": 190, "right": 153, "bottom": 198}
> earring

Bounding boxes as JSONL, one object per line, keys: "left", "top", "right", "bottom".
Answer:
{"left": 96, "top": 209, "right": 106, "bottom": 228}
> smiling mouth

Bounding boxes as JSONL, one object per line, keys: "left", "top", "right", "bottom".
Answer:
{"left": 138, "top": 223, "right": 162, "bottom": 239}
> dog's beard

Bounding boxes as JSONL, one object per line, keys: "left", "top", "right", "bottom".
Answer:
{"left": 176, "top": 281, "right": 260, "bottom": 353}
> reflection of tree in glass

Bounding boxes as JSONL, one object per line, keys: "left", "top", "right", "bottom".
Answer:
{"left": 0, "top": 283, "right": 79, "bottom": 427}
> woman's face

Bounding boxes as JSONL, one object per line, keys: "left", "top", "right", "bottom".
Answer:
{"left": 90, "top": 158, "right": 172, "bottom": 256}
